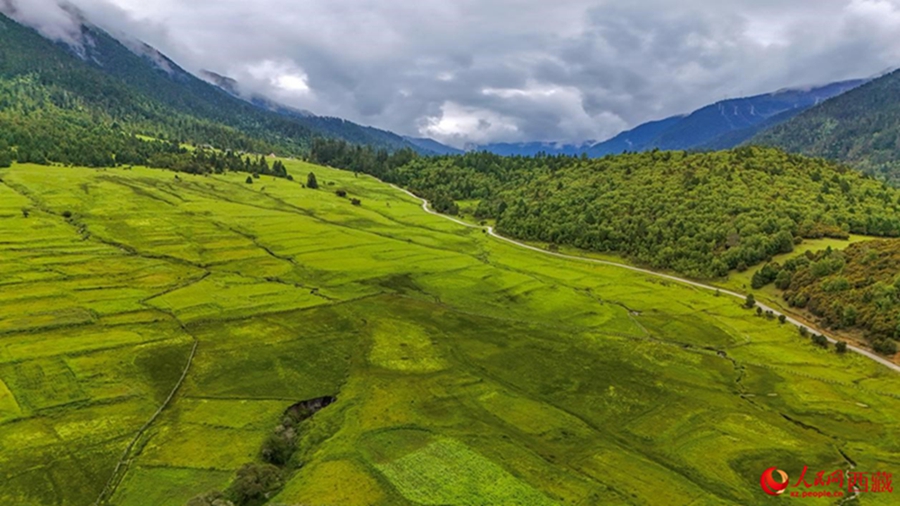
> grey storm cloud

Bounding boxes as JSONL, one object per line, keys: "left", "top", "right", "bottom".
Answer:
{"left": 7, "top": 0, "right": 900, "bottom": 148}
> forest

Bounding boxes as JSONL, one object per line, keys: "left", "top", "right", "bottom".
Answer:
{"left": 310, "top": 139, "right": 900, "bottom": 278}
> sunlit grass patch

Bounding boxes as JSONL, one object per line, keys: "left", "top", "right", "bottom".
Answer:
{"left": 368, "top": 318, "right": 447, "bottom": 372}
{"left": 274, "top": 458, "right": 388, "bottom": 506}
{"left": 113, "top": 466, "right": 233, "bottom": 506}
{"left": 366, "top": 433, "right": 557, "bottom": 506}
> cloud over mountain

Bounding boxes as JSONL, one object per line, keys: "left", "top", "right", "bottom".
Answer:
{"left": 9, "top": 0, "right": 900, "bottom": 148}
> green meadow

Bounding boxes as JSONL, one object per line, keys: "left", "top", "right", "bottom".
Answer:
{"left": 0, "top": 160, "right": 898, "bottom": 506}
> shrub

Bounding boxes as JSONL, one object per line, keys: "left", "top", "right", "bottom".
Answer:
{"left": 799, "top": 326, "right": 809, "bottom": 338}
{"left": 351, "top": 198, "right": 362, "bottom": 206}
{"left": 873, "top": 338, "right": 897, "bottom": 356}
{"left": 307, "top": 172, "right": 319, "bottom": 189}
{"left": 778, "top": 314, "right": 787, "bottom": 324}
{"left": 812, "top": 334, "right": 829, "bottom": 348}
{"left": 61, "top": 210, "right": 73, "bottom": 219}
{"left": 335, "top": 189, "right": 347, "bottom": 198}
{"left": 261, "top": 426, "right": 296, "bottom": 466}
{"left": 228, "top": 463, "right": 283, "bottom": 506}
{"left": 744, "top": 293, "right": 756, "bottom": 309}
{"left": 187, "top": 491, "right": 234, "bottom": 506}
{"left": 245, "top": 176, "right": 253, "bottom": 184}
{"left": 836, "top": 341, "right": 848, "bottom": 354}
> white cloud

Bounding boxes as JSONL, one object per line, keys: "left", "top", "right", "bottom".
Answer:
{"left": 245, "top": 59, "right": 311, "bottom": 95}
{"left": 0, "top": 0, "right": 84, "bottom": 45}
{"left": 421, "top": 101, "right": 519, "bottom": 147}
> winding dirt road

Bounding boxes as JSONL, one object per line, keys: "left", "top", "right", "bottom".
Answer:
{"left": 392, "top": 185, "right": 900, "bottom": 374}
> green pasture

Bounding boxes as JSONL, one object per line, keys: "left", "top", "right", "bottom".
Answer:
{"left": 0, "top": 161, "right": 898, "bottom": 506}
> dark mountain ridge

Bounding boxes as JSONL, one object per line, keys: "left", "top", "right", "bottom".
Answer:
{"left": 752, "top": 69, "right": 900, "bottom": 183}
{"left": 472, "top": 79, "right": 867, "bottom": 157}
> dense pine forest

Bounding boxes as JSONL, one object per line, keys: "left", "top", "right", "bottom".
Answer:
{"left": 310, "top": 139, "right": 900, "bottom": 278}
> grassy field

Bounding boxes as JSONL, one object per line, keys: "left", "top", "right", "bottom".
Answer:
{"left": 0, "top": 161, "right": 898, "bottom": 505}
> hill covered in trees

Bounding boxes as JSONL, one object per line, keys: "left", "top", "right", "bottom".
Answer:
{"left": 311, "top": 141, "right": 900, "bottom": 278}
{"left": 752, "top": 241, "right": 900, "bottom": 355}
{"left": 753, "top": 69, "right": 900, "bottom": 184}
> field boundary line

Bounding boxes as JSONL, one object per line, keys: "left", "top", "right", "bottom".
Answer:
{"left": 93, "top": 336, "right": 199, "bottom": 505}
{"left": 390, "top": 184, "right": 900, "bottom": 375}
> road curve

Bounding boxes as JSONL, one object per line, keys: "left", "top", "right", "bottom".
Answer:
{"left": 391, "top": 185, "right": 900, "bottom": 374}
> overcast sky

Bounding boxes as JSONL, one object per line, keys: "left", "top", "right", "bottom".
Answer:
{"left": 6, "top": 0, "right": 900, "bottom": 147}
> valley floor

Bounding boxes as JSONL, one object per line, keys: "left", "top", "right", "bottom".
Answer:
{"left": 0, "top": 162, "right": 898, "bottom": 506}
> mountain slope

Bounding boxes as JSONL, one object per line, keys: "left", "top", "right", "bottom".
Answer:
{"left": 586, "top": 116, "right": 684, "bottom": 156}
{"left": 752, "top": 69, "right": 900, "bottom": 183}
{"left": 403, "top": 136, "right": 464, "bottom": 155}
{"left": 473, "top": 80, "right": 865, "bottom": 157}
{"left": 198, "top": 70, "right": 460, "bottom": 155}
{"left": 0, "top": 12, "right": 426, "bottom": 161}
{"left": 644, "top": 80, "right": 867, "bottom": 151}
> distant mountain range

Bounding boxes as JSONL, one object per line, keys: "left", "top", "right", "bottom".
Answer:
{"left": 403, "top": 137, "right": 464, "bottom": 155}
{"left": 473, "top": 79, "right": 868, "bottom": 157}
{"left": 752, "top": 69, "right": 900, "bottom": 183}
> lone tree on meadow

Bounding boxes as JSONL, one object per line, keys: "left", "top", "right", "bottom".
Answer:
{"left": 307, "top": 172, "right": 319, "bottom": 189}
{"left": 744, "top": 293, "right": 756, "bottom": 309}
{"left": 245, "top": 176, "right": 253, "bottom": 184}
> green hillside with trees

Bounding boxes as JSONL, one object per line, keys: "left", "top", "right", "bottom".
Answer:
{"left": 753, "top": 70, "right": 900, "bottom": 184}
{"left": 752, "top": 241, "right": 900, "bottom": 355}
{"left": 310, "top": 140, "right": 900, "bottom": 278}
{"left": 0, "top": 13, "right": 425, "bottom": 172}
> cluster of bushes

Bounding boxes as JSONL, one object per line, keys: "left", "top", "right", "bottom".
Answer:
{"left": 187, "top": 398, "right": 335, "bottom": 506}
{"left": 752, "top": 242, "right": 900, "bottom": 355}
{"left": 797, "top": 326, "right": 849, "bottom": 353}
